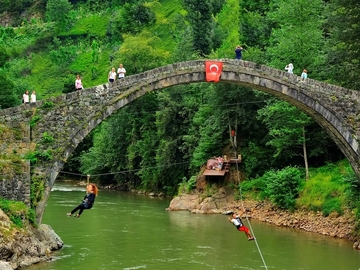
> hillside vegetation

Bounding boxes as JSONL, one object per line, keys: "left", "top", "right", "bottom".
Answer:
{"left": 1, "top": 0, "right": 360, "bottom": 232}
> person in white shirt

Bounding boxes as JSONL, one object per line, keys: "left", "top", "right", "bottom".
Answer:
{"left": 30, "top": 91, "right": 36, "bottom": 103}
{"left": 228, "top": 213, "right": 254, "bottom": 241}
{"left": 117, "top": 64, "right": 126, "bottom": 79}
{"left": 108, "top": 67, "right": 117, "bottom": 83}
{"left": 23, "top": 90, "right": 29, "bottom": 104}
{"left": 285, "top": 63, "right": 294, "bottom": 74}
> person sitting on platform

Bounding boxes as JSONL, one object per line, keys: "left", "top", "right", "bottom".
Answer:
{"left": 216, "top": 156, "right": 224, "bottom": 171}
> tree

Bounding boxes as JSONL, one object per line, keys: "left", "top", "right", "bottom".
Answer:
{"left": 118, "top": 31, "right": 169, "bottom": 73}
{"left": 239, "top": 0, "right": 272, "bottom": 50}
{"left": 118, "top": 2, "right": 156, "bottom": 34}
{"left": 257, "top": 100, "right": 312, "bottom": 179}
{"left": 0, "top": 71, "right": 18, "bottom": 109}
{"left": 183, "top": 0, "right": 214, "bottom": 56}
{"left": 327, "top": 0, "right": 360, "bottom": 89}
{"left": 46, "top": 0, "right": 72, "bottom": 31}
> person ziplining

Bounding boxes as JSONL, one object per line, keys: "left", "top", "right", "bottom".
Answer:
{"left": 228, "top": 213, "right": 254, "bottom": 241}
{"left": 67, "top": 183, "right": 98, "bottom": 218}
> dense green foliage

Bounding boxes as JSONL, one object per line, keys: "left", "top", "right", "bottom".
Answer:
{"left": 242, "top": 160, "right": 359, "bottom": 217}
{"left": 0, "top": 198, "right": 36, "bottom": 227}
{"left": 1, "top": 0, "right": 359, "bottom": 222}
{"left": 242, "top": 166, "right": 303, "bottom": 210}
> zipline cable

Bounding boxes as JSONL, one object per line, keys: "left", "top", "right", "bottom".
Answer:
{"left": 234, "top": 160, "right": 269, "bottom": 270}
{"left": 57, "top": 161, "right": 190, "bottom": 178}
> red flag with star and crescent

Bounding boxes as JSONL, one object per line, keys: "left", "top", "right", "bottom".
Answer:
{"left": 205, "top": 61, "right": 223, "bottom": 82}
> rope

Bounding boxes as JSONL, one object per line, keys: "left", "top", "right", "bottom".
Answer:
{"left": 234, "top": 160, "right": 269, "bottom": 270}
{"left": 57, "top": 161, "right": 190, "bottom": 178}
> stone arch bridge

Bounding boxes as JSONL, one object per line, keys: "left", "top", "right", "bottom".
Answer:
{"left": 0, "top": 59, "right": 359, "bottom": 223}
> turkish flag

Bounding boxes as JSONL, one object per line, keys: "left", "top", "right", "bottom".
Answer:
{"left": 205, "top": 61, "right": 223, "bottom": 82}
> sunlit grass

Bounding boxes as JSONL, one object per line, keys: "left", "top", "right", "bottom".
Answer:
{"left": 60, "top": 14, "right": 109, "bottom": 37}
{"left": 297, "top": 160, "right": 352, "bottom": 215}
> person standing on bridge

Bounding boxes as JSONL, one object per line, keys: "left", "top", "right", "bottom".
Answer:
{"left": 30, "top": 91, "right": 36, "bottom": 103}
{"left": 301, "top": 69, "right": 308, "bottom": 81}
{"left": 75, "top": 75, "right": 84, "bottom": 90}
{"left": 235, "top": 45, "right": 243, "bottom": 60}
{"left": 108, "top": 68, "right": 117, "bottom": 83}
{"left": 285, "top": 63, "right": 294, "bottom": 74}
{"left": 22, "top": 90, "right": 29, "bottom": 104}
{"left": 67, "top": 183, "right": 98, "bottom": 218}
{"left": 117, "top": 63, "right": 126, "bottom": 79}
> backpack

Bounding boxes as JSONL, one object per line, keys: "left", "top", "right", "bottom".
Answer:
{"left": 236, "top": 217, "right": 244, "bottom": 227}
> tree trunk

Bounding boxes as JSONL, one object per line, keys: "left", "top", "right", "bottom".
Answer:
{"left": 302, "top": 126, "right": 309, "bottom": 180}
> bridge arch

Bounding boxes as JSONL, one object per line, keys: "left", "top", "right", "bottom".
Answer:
{"left": 0, "top": 59, "right": 359, "bottom": 223}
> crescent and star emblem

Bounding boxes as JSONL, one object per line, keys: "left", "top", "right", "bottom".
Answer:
{"left": 209, "top": 64, "right": 219, "bottom": 73}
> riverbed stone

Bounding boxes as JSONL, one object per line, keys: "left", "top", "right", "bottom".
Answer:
{"left": 0, "top": 261, "right": 13, "bottom": 270}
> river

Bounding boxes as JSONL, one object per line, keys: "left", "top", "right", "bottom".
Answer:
{"left": 27, "top": 182, "right": 360, "bottom": 270}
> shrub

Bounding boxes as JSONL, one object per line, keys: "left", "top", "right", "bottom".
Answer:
{"left": 322, "top": 197, "right": 343, "bottom": 216}
{"left": 265, "top": 166, "right": 304, "bottom": 210}
{"left": 41, "top": 132, "right": 54, "bottom": 143}
{"left": 30, "top": 115, "right": 41, "bottom": 127}
{"left": 41, "top": 101, "right": 54, "bottom": 109}
{"left": 118, "top": 3, "right": 156, "bottom": 34}
{"left": 0, "top": 198, "right": 36, "bottom": 227}
{"left": 178, "top": 176, "right": 197, "bottom": 194}
{"left": 240, "top": 176, "right": 268, "bottom": 200}
{"left": 31, "top": 175, "right": 45, "bottom": 208}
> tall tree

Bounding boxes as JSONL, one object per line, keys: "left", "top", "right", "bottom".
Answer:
{"left": 46, "top": 0, "right": 72, "bottom": 31}
{"left": 183, "top": 0, "right": 214, "bottom": 56}
{"left": 327, "top": 0, "right": 360, "bottom": 89}
{"left": 257, "top": 100, "right": 313, "bottom": 179}
{"left": 0, "top": 71, "right": 17, "bottom": 109}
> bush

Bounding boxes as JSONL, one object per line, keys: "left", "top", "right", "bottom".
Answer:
{"left": 241, "top": 166, "right": 304, "bottom": 210}
{"left": 322, "top": 197, "right": 343, "bottom": 216}
{"left": 0, "top": 198, "right": 36, "bottom": 227}
{"left": 240, "top": 176, "right": 268, "bottom": 200}
{"left": 118, "top": 3, "right": 156, "bottom": 34}
{"left": 266, "top": 166, "right": 304, "bottom": 210}
{"left": 178, "top": 176, "right": 197, "bottom": 194}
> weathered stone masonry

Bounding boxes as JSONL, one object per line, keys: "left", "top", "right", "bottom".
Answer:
{"left": 0, "top": 59, "right": 359, "bottom": 223}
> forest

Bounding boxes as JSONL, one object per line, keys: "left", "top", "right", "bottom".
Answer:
{"left": 1, "top": 0, "right": 360, "bottom": 226}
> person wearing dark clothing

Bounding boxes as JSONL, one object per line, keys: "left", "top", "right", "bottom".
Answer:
{"left": 67, "top": 183, "right": 98, "bottom": 218}
{"left": 235, "top": 45, "right": 243, "bottom": 60}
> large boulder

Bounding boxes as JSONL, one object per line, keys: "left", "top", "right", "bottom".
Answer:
{"left": 167, "top": 187, "right": 234, "bottom": 214}
{"left": 0, "top": 261, "right": 13, "bottom": 270}
{"left": 0, "top": 208, "right": 64, "bottom": 269}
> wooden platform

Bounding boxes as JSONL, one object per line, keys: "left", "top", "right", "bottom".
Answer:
{"left": 229, "top": 159, "right": 241, "bottom": 164}
{"left": 203, "top": 160, "right": 231, "bottom": 176}
{"left": 203, "top": 169, "right": 227, "bottom": 176}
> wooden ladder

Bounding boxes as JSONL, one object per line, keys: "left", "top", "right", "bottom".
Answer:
{"left": 224, "top": 161, "right": 230, "bottom": 172}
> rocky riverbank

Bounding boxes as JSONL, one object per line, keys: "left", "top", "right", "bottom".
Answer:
{"left": 0, "top": 209, "right": 63, "bottom": 270}
{"left": 166, "top": 187, "right": 360, "bottom": 248}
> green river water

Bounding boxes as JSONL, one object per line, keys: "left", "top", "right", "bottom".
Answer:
{"left": 27, "top": 182, "right": 360, "bottom": 270}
